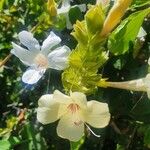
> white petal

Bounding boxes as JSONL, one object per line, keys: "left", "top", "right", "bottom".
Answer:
{"left": 11, "top": 42, "right": 36, "bottom": 66}
{"left": 137, "top": 27, "right": 147, "bottom": 38}
{"left": 53, "top": 90, "right": 71, "bottom": 104}
{"left": 48, "top": 46, "right": 71, "bottom": 70}
{"left": 57, "top": 0, "right": 70, "bottom": 14}
{"left": 143, "top": 74, "right": 150, "bottom": 88}
{"left": 37, "top": 107, "right": 59, "bottom": 124}
{"left": 18, "top": 31, "right": 40, "bottom": 52}
{"left": 38, "top": 94, "right": 54, "bottom": 107}
{"left": 143, "top": 74, "right": 150, "bottom": 98}
{"left": 37, "top": 94, "right": 60, "bottom": 124}
{"left": 83, "top": 101, "right": 110, "bottom": 128}
{"left": 53, "top": 90, "right": 71, "bottom": 118}
{"left": 57, "top": 113, "right": 84, "bottom": 141}
{"left": 70, "top": 92, "right": 87, "bottom": 109}
{"left": 41, "top": 32, "right": 61, "bottom": 55}
{"left": 65, "top": 13, "right": 73, "bottom": 29}
{"left": 147, "top": 89, "right": 150, "bottom": 99}
{"left": 22, "top": 67, "right": 45, "bottom": 84}
{"left": 73, "top": 4, "right": 86, "bottom": 12}
{"left": 97, "top": 0, "right": 110, "bottom": 7}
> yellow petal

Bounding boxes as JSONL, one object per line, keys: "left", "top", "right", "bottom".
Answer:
{"left": 57, "top": 113, "right": 84, "bottom": 141}
{"left": 70, "top": 92, "right": 87, "bottom": 109}
{"left": 37, "top": 94, "right": 60, "bottom": 124}
{"left": 83, "top": 100, "right": 110, "bottom": 128}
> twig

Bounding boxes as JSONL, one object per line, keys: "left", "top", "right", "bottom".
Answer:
{"left": 110, "top": 121, "right": 122, "bottom": 134}
{"left": 126, "top": 126, "right": 137, "bottom": 149}
{"left": 130, "top": 93, "right": 144, "bottom": 112}
{"left": 0, "top": 53, "right": 12, "bottom": 68}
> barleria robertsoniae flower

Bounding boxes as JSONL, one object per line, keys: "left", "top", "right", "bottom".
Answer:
{"left": 11, "top": 31, "right": 71, "bottom": 84}
{"left": 57, "top": 0, "right": 86, "bottom": 29}
{"left": 98, "top": 73, "right": 150, "bottom": 98}
{"left": 37, "top": 90, "right": 110, "bottom": 141}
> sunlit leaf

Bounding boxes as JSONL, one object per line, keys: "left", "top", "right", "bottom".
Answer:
{"left": 108, "top": 8, "right": 150, "bottom": 55}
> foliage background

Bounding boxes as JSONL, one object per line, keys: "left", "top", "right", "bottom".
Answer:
{"left": 0, "top": 0, "right": 150, "bottom": 149}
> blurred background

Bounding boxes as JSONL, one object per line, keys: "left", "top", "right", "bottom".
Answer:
{"left": 0, "top": 0, "right": 150, "bottom": 149}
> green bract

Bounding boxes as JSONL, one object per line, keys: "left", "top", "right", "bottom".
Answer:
{"left": 85, "top": 5, "right": 104, "bottom": 35}
{"left": 62, "top": 5, "right": 108, "bottom": 94}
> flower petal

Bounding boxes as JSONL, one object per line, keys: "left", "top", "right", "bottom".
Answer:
{"left": 53, "top": 90, "right": 71, "bottom": 104}
{"left": 18, "top": 31, "right": 40, "bottom": 52}
{"left": 70, "top": 92, "right": 87, "bottom": 109}
{"left": 144, "top": 74, "right": 150, "bottom": 88}
{"left": 137, "top": 27, "right": 147, "bottom": 38}
{"left": 22, "top": 67, "right": 45, "bottom": 84}
{"left": 38, "top": 94, "right": 55, "bottom": 107}
{"left": 53, "top": 90, "right": 72, "bottom": 117}
{"left": 37, "top": 94, "right": 60, "bottom": 124}
{"left": 48, "top": 46, "right": 71, "bottom": 70}
{"left": 41, "top": 31, "right": 61, "bottom": 55}
{"left": 11, "top": 42, "right": 36, "bottom": 66}
{"left": 147, "top": 89, "right": 150, "bottom": 99}
{"left": 57, "top": 0, "right": 70, "bottom": 14}
{"left": 83, "top": 101, "right": 110, "bottom": 128}
{"left": 57, "top": 113, "right": 84, "bottom": 141}
{"left": 73, "top": 4, "right": 86, "bottom": 12}
{"left": 64, "top": 13, "right": 73, "bottom": 29}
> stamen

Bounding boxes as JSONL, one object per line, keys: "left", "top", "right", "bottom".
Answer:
{"left": 67, "top": 103, "right": 80, "bottom": 114}
{"left": 85, "top": 123, "right": 101, "bottom": 138}
{"left": 34, "top": 53, "right": 48, "bottom": 68}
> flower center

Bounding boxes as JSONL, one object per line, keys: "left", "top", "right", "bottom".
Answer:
{"left": 67, "top": 103, "right": 80, "bottom": 114}
{"left": 34, "top": 53, "right": 48, "bottom": 68}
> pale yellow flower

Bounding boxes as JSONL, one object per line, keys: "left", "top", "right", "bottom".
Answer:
{"left": 37, "top": 90, "right": 110, "bottom": 141}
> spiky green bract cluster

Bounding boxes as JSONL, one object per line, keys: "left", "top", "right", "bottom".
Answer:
{"left": 62, "top": 5, "right": 108, "bottom": 94}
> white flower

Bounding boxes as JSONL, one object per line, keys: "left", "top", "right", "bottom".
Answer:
{"left": 37, "top": 90, "right": 110, "bottom": 141}
{"left": 143, "top": 74, "right": 150, "bottom": 98}
{"left": 96, "top": 0, "right": 110, "bottom": 7}
{"left": 57, "top": 0, "right": 86, "bottom": 29}
{"left": 11, "top": 31, "right": 71, "bottom": 84}
{"left": 102, "top": 73, "right": 150, "bottom": 99}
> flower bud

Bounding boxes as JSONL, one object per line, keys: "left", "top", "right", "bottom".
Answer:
{"left": 101, "top": 0, "right": 133, "bottom": 36}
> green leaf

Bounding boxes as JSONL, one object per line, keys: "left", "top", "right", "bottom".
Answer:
{"left": 69, "top": 7, "right": 84, "bottom": 25}
{"left": 138, "top": 124, "right": 150, "bottom": 147}
{"left": 116, "top": 144, "right": 125, "bottom": 150}
{"left": 70, "top": 136, "right": 85, "bottom": 150}
{"left": 108, "top": 8, "right": 150, "bottom": 55}
{"left": 144, "top": 126, "right": 150, "bottom": 146}
{"left": 20, "top": 122, "right": 47, "bottom": 150}
{"left": 0, "top": 140, "right": 11, "bottom": 150}
{"left": 0, "top": 136, "right": 21, "bottom": 150}
{"left": 0, "top": 0, "right": 5, "bottom": 10}
{"left": 131, "top": 0, "right": 150, "bottom": 8}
